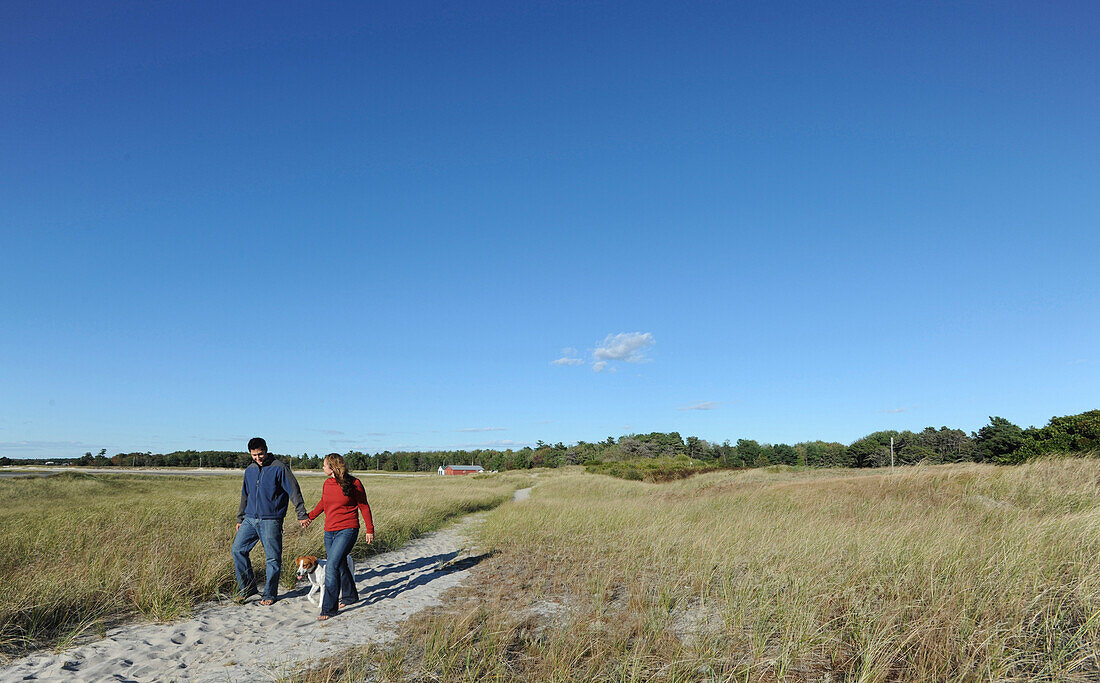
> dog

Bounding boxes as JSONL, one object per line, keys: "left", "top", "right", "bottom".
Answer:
{"left": 294, "top": 554, "right": 356, "bottom": 610}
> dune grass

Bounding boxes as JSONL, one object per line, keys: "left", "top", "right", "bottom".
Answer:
{"left": 0, "top": 470, "right": 522, "bottom": 659}
{"left": 296, "top": 457, "right": 1100, "bottom": 681}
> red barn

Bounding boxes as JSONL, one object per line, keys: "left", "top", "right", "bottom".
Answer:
{"left": 441, "top": 465, "right": 485, "bottom": 476}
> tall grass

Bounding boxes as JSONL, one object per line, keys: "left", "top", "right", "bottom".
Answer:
{"left": 299, "top": 457, "right": 1100, "bottom": 681}
{"left": 0, "top": 471, "right": 522, "bottom": 659}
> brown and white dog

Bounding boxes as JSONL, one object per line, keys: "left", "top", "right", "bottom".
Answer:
{"left": 294, "top": 555, "right": 356, "bottom": 609}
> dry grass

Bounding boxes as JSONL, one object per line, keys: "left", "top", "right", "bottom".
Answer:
{"left": 293, "top": 457, "right": 1100, "bottom": 681}
{"left": 0, "top": 470, "right": 522, "bottom": 659}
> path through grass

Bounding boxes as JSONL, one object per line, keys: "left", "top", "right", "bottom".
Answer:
{"left": 297, "top": 458, "right": 1100, "bottom": 681}
{"left": 0, "top": 470, "right": 523, "bottom": 658}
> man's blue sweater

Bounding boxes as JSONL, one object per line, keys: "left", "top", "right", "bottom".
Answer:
{"left": 237, "top": 456, "right": 308, "bottom": 523}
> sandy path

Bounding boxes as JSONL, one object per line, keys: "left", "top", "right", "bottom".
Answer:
{"left": 1, "top": 486, "right": 534, "bottom": 683}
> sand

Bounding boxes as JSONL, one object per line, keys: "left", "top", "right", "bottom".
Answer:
{"left": 0, "top": 486, "right": 534, "bottom": 683}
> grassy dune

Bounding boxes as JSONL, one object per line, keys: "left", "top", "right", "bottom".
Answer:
{"left": 307, "top": 457, "right": 1100, "bottom": 681}
{"left": 0, "top": 470, "right": 523, "bottom": 658}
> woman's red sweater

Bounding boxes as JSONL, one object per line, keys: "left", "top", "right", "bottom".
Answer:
{"left": 308, "top": 477, "right": 374, "bottom": 533}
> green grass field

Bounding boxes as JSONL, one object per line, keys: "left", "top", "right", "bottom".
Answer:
{"left": 297, "top": 457, "right": 1100, "bottom": 682}
{"left": 0, "top": 470, "right": 524, "bottom": 658}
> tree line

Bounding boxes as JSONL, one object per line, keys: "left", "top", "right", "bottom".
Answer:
{"left": 3, "top": 409, "right": 1096, "bottom": 471}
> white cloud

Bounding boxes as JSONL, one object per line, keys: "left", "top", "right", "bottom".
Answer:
{"left": 879, "top": 407, "right": 908, "bottom": 414}
{"left": 593, "top": 332, "right": 654, "bottom": 363}
{"left": 555, "top": 331, "right": 655, "bottom": 372}
{"left": 678, "top": 401, "right": 719, "bottom": 411}
{"left": 551, "top": 346, "right": 583, "bottom": 366}
{"left": 455, "top": 427, "right": 507, "bottom": 433}
{"left": 458, "top": 439, "right": 530, "bottom": 448}
{"left": 0, "top": 440, "right": 90, "bottom": 452}
{"left": 551, "top": 357, "right": 584, "bottom": 366}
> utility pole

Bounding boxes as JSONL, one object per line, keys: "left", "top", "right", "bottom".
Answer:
{"left": 890, "top": 437, "right": 895, "bottom": 470}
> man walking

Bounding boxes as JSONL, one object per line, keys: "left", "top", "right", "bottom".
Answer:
{"left": 231, "top": 437, "right": 310, "bottom": 605}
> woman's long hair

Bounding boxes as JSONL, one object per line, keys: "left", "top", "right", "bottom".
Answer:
{"left": 324, "top": 453, "right": 357, "bottom": 499}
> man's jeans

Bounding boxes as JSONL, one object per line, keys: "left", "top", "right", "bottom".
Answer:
{"left": 231, "top": 517, "right": 283, "bottom": 601}
{"left": 321, "top": 527, "right": 359, "bottom": 616}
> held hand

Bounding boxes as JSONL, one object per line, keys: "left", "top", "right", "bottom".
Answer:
{"left": 365, "top": 533, "right": 374, "bottom": 544}
{"left": 299, "top": 519, "right": 310, "bottom": 529}
{"left": 236, "top": 523, "right": 241, "bottom": 531}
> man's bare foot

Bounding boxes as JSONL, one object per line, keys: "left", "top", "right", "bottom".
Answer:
{"left": 259, "top": 598, "right": 274, "bottom": 606}
{"left": 317, "top": 614, "right": 330, "bottom": 621}
{"left": 339, "top": 603, "right": 348, "bottom": 609}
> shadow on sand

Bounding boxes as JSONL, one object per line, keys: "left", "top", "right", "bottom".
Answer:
{"left": 335, "top": 550, "right": 497, "bottom": 611}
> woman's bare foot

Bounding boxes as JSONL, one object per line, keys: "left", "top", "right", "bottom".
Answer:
{"left": 259, "top": 599, "right": 274, "bottom": 606}
{"left": 317, "top": 614, "right": 330, "bottom": 621}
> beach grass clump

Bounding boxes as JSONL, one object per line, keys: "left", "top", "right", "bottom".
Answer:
{"left": 585, "top": 455, "right": 720, "bottom": 482}
{"left": 300, "top": 457, "right": 1100, "bottom": 681}
{"left": 0, "top": 470, "right": 521, "bottom": 659}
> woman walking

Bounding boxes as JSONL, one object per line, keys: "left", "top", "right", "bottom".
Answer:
{"left": 307, "top": 453, "right": 374, "bottom": 620}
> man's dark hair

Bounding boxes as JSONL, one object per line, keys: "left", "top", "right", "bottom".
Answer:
{"left": 247, "top": 437, "right": 268, "bottom": 453}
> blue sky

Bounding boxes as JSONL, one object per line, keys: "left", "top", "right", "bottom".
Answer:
{"left": 2, "top": 1, "right": 1098, "bottom": 458}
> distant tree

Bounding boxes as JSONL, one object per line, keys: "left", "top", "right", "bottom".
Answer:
{"left": 736, "top": 439, "right": 767, "bottom": 467}
{"left": 973, "top": 417, "right": 1025, "bottom": 464}
{"left": 848, "top": 431, "right": 905, "bottom": 468}
{"left": 890, "top": 431, "right": 934, "bottom": 465}
{"left": 824, "top": 442, "right": 851, "bottom": 467}
{"left": 618, "top": 438, "right": 645, "bottom": 459}
{"left": 917, "top": 427, "right": 974, "bottom": 463}
{"left": 93, "top": 447, "right": 112, "bottom": 466}
{"left": 772, "top": 443, "right": 797, "bottom": 466}
{"left": 516, "top": 449, "right": 533, "bottom": 469}
{"left": 1033, "top": 410, "right": 1100, "bottom": 454}
{"left": 715, "top": 440, "right": 738, "bottom": 467}
{"left": 797, "top": 442, "right": 821, "bottom": 467}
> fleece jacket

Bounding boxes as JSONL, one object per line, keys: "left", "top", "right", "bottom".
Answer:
{"left": 237, "top": 456, "right": 309, "bottom": 523}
